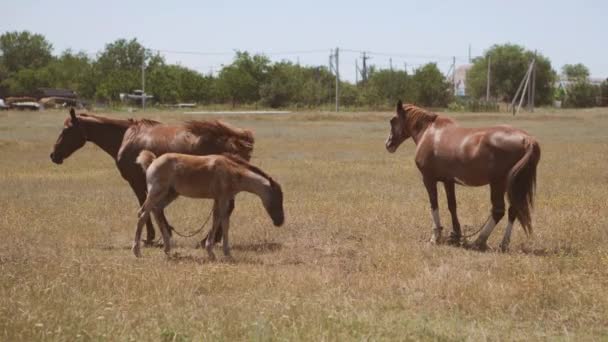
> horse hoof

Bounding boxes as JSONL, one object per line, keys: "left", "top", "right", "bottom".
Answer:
{"left": 132, "top": 247, "right": 142, "bottom": 258}
{"left": 499, "top": 244, "right": 510, "bottom": 253}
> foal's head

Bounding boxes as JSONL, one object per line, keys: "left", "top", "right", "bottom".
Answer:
{"left": 385, "top": 100, "right": 410, "bottom": 153}
{"left": 50, "top": 108, "right": 87, "bottom": 164}
{"left": 264, "top": 178, "right": 285, "bottom": 227}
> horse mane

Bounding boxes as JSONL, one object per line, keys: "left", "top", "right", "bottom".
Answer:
{"left": 223, "top": 153, "right": 279, "bottom": 188}
{"left": 401, "top": 104, "right": 438, "bottom": 130}
{"left": 185, "top": 120, "right": 255, "bottom": 160}
{"left": 71, "top": 113, "right": 160, "bottom": 128}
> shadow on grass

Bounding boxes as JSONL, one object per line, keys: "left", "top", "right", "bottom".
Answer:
{"left": 165, "top": 252, "right": 266, "bottom": 265}
{"left": 516, "top": 245, "right": 579, "bottom": 257}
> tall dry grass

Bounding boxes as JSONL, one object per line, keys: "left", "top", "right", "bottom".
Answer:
{"left": 0, "top": 108, "right": 607, "bottom": 341}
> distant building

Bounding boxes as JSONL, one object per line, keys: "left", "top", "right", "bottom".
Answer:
{"left": 35, "top": 88, "right": 77, "bottom": 100}
{"left": 454, "top": 64, "right": 472, "bottom": 97}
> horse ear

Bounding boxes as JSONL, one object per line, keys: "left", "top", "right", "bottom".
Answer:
{"left": 396, "top": 100, "right": 405, "bottom": 118}
{"left": 69, "top": 108, "right": 77, "bottom": 121}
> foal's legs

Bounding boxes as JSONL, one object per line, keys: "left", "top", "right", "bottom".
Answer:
{"left": 127, "top": 176, "right": 156, "bottom": 245}
{"left": 444, "top": 181, "right": 462, "bottom": 245}
{"left": 471, "top": 182, "right": 506, "bottom": 250}
{"left": 133, "top": 210, "right": 150, "bottom": 258}
{"left": 131, "top": 185, "right": 171, "bottom": 257}
{"left": 499, "top": 207, "right": 517, "bottom": 252}
{"left": 199, "top": 198, "right": 234, "bottom": 247}
{"left": 218, "top": 200, "right": 232, "bottom": 258}
{"left": 204, "top": 200, "right": 223, "bottom": 261}
{"left": 423, "top": 177, "right": 443, "bottom": 244}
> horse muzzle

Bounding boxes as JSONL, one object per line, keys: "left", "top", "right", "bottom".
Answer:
{"left": 50, "top": 152, "right": 63, "bottom": 164}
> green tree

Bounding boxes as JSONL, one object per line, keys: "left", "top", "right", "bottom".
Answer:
{"left": 411, "top": 63, "right": 452, "bottom": 107}
{"left": 0, "top": 31, "right": 53, "bottom": 73}
{"left": 361, "top": 69, "right": 412, "bottom": 107}
{"left": 93, "top": 38, "right": 151, "bottom": 101}
{"left": 44, "top": 50, "right": 96, "bottom": 98}
{"left": 216, "top": 52, "right": 270, "bottom": 106}
{"left": 562, "top": 63, "right": 589, "bottom": 81}
{"left": 260, "top": 61, "right": 306, "bottom": 108}
{"left": 565, "top": 81, "right": 598, "bottom": 108}
{"left": 466, "top": 44, "right": 555, "bottom": 105}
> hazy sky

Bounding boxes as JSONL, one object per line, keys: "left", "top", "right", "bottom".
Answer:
{"left": 2, "top": 0, "right": 606, "bottom": 81}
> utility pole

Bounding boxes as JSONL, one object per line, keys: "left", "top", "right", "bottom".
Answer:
{"left": 452, "top": 56, "right": 457, "bottom": 96}
{"left": 529, "top": 51, "right": 537, "bottom": 112}
{"left": 141, "top": 52, "right": 146, "bottom": 111}
{"left": 389, "top": 58, "right": 393, "bottom": 71}
{"left": 486, "top": 55, "right": 491, "bottom": 102}
{"left": 468, "top": 44, "right": 472, "bottom": 63}
{"left": 361, "top": 51, "right": 370, "bottom": 82}
{"left": 335, "top": 47, "right": 339, "bottom": 112}
{"left": 355, "top": 59, "right": 359, "bottom": 84}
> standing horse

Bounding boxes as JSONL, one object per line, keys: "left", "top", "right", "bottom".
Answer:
{"left": 50, "top": 108, "right": 254, "bottom": 245}
{"left": 133, "top": 151, "right": 284, "bottom": 260}
{"left": 385, "top": 101, "right": 540, "bottom": 251}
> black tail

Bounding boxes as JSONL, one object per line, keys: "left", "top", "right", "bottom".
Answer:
{"left": 506, "top": 138, "right": 541, "bottom": 235}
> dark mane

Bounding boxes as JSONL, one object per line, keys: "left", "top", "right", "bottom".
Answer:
{"left": 401, "top": 104, "right": 438, "bottom": 131}
{"left": 70, "top": 113, "right": 160, "bottom": 128}
{"left": 185, "top": 120, "right": 255, "bottom": 160}
{"left": 223, "top": 153, "right": 275, "bottom": 184}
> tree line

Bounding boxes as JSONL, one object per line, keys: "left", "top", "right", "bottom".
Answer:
{"left": 1, "top": 31, "right": 606, "bottom": 109}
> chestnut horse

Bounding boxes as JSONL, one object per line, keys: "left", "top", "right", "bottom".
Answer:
{"left": 50, "top": 108, "right": 254, "bottom": 245}
{"left": 133, "top": 151, "right": 284, "bottom": 260}
{"left": 385, "top": 101, "right": 540, "bottom": 251}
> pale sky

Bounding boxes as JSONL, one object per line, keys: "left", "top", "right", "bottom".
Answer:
{"left": 2, "top": 0, "right": 606, "bottom": 82}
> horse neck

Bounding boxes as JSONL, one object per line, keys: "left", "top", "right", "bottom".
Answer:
{"left": 240, "top": 170, "right": 272, "bottom": 204}
{"left": 81, "top": 117, "right": 128, "bottom": 159}
{"left": 405, "top": 114, "right": 434, "bottom": 145}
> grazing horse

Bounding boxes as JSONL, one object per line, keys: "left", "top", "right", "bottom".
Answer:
{"left": 50, "top": 108, "right": 254, "bottom": 245}
{"left": 385, "top": 101, "right": 540, "bottom": 251}
{"left": 133, "top": 151, "right": 284, "bottom": 260}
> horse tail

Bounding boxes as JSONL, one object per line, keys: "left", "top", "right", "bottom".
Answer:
{"left": 506, "top": 138, "right": 541, "bottom": 235}
{"left": 136, "top": 150, "right": 157, "bottom": 173}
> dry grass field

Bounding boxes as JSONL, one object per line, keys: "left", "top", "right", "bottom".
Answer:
{"left": 1, "top": 107, "right": 607, "bottom": 341}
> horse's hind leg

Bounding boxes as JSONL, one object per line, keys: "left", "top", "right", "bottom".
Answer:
{"left": 444, "top": 181, "right": 462, "bottom": 245}
{"left": 204, "top": 200, "right": 222, "bottom": 261}
{"left": 127, "top": 176, "right": 156, "bottom": 246}
{"left": 423, "top": 177, "right": 443, "bottom": 244}
{"left": 152, "top": 191, "right": 178, "bottom": 256}
{"left": 133, "top": 209, "right": 150, "bottom": 258}
{"left": 471, "top": 182, "right": 506, "bottom": 251}
{"left": 218, "top": 200, "right": 232, "bottom": 258}
{"left": 500, "top": 207, "right": 517, "bottom": 252}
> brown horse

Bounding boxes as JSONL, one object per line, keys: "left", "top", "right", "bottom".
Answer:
{"left": 50, "top": 108, "right": 254, "bottom": 245}
{"left": 385, "top": 101, "right": 540, "bottom": 251}
{"left": 133, "top": 151, "right": 284, "bottom": 260}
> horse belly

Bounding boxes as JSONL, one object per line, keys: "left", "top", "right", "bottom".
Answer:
{"left": 172, "top": 170, "right": 217, "bottom": 199}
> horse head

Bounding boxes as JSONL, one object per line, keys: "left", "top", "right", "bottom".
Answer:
{"left": 385, "top": 100, "right": 411, "bottom": 153}
{"left": 50, "top": 108, "right": 87, "bottom": 164}
{"left": 264, "top": 178, "right": 285, "bottom": 227}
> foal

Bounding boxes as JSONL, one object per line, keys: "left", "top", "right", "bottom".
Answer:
{"left": 386, "top": 101, "right": 540, "bottom": 251}
{"left": 132, "top": 151, "right": 284, "bottom": 259}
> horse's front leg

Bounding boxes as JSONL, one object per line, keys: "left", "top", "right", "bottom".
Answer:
{"left": 444, "top": 181, "right": 462, "bottom": 245}
{"left": 199, "top": 198, "right": 233, "bottom": 248}
{"left": 423, "top": 177, "right": 443, "bottom": 244}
